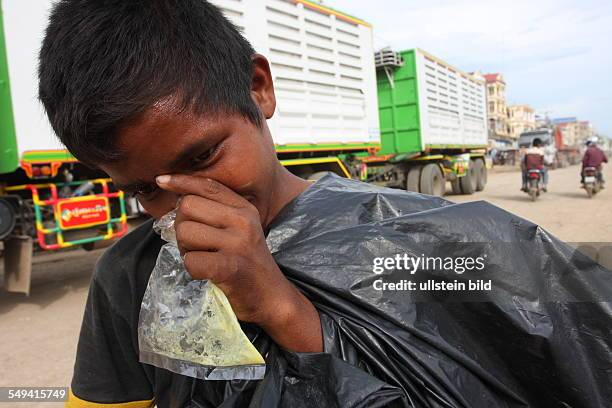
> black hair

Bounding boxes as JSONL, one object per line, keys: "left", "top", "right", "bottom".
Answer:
{"left": 532, "top": 138, "right": 542, "bottom": 147}
{"left": 39, "top": 0, "right": 260, "bottom": 165}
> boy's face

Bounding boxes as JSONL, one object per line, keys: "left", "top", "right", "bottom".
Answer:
{"left": 98, "top": 55, "right": 279, "bottom": 222}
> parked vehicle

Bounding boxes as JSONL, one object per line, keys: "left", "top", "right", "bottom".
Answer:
{"left": 367, "top": 48, "right": 489, "bottom": 195}
{"left": 211, "top": 2, "right": 489, "bottom": 196}
{"left": 210, "top": 0, "right": 380, "bottom": 181}
{"left": 582, "top": 167, "right": 603, "bottom": 198}
{"left": 0, "top": 0, "right": 146, "bottom": 294}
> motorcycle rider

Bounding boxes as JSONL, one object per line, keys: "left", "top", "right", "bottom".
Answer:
{"left": 581, "top": 137, "right": 608, "bottom": 186}
{"left": 521, "top": 138, "right": 546, "bottom": 192}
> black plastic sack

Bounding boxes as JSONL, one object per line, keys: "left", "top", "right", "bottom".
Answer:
{"left": 168, "top": 174, "right": 612, "bottom": 408}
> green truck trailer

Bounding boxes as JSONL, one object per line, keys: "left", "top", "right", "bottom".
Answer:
{"left": 353, "top": 48, "right": 489, "bottom": 196}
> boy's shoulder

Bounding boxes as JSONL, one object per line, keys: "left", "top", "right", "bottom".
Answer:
{"left": 280, "top": 174, "right": 451, "bottom": 220}
{"left": 267, "top": 174, "right": 453, "bottom": 251}
{"left": 92, "top": 218, "right": 163, "bottom": 316}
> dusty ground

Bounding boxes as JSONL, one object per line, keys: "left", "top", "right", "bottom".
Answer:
{"left": 448, "top": 163, "right": 612, "bottom": 243}
{"left": 0, "top": 163, "right": 610, "bottom": 406}
{"left": 0, "top": 249, "right": 103, "bottom": 407}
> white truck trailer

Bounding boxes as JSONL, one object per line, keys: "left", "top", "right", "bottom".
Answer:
{"left": 210, "top": 0, "right": 381, "bottom": 178}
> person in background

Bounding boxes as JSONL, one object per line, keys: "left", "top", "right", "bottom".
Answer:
{"left": 521, "top": 138, "right": 546, "bottom": 192}
{"left": 542, "top": 141, "right": 556, "bottom": 178}
{"left": 581, "top": 137, "right": 608, "bottom": 186}
{"left": 489, "top": 146, "right": 498, "bottom": 166}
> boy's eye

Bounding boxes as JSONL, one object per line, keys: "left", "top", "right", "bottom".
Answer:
{"left": 190, "top": 145, "right": 218, "bottom": 167}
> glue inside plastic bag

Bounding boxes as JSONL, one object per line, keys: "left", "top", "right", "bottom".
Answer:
{"left": 138, "top": 210, "right": 266, "bottom": 380}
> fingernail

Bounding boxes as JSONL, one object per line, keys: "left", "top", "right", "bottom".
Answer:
{"left": 156, "top": 175, "right": 171, "bottom": 185}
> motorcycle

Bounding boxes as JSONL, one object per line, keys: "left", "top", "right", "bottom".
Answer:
{"left": 582, "top": 167, "right": 602, "bottom": 198}
{"left": 526, "top": 169, "right": 543, "bottom": 201}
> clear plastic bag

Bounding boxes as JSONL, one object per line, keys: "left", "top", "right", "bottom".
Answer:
{"left": 138, "top": 210, "right": 266, "bottom": 380}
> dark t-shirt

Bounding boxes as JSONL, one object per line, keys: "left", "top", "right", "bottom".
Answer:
{"left": 69, "top": 219, "right": 284, "bottom": 407}
{"left": 68, "top": 180, "right": 406, "bottom": 408}
{"left": 68, "top": 219, "right": 158, "bottom": 406}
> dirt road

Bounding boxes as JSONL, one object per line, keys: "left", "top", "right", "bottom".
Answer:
{"left": 0, "top": 249, "right": 103, "bottom": 407}
{"left": 0, "top": 163, "right": 610, "bottom": 406}
{"left": 449, "top": 163, "right": 612, "bottom": 242}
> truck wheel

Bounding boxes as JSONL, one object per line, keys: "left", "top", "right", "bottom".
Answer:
{"left": 420, "top": 164, "right": 445, "bottom": 196}
{"left": 406, "top": 166, "right": 421, "bottom": 193}
{"left": 473, "top": 158, "right": 487, "bottom": 191}
{"left": 459, "top": 165, "right": 476, "bottom": 194}
{"left": 0, "top": 199, "right": 17, "bottom": 240}
{"left": 450, "top": 179, "right": 462, "bottom": 195}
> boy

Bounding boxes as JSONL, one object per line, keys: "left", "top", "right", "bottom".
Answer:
{"left": 39, "top": 1, "right": 611, "bottom": 407}
{"left": 40, "top": 1, "right": 323, "bottom": 406}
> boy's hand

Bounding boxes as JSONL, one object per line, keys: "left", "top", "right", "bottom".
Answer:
{"left": 156, "top": 174, "right": 322, "bottom": 353}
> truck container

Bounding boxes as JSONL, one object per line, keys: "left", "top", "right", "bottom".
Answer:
{"left": 364, "top": 48, "right": 489, "bottom": 195}
{"left": 210, "top": 0, "right": 380, "bottom": 178}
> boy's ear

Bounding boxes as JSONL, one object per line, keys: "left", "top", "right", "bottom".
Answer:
{"left": 250, "top": 54, "right": 276, "bottom": 120}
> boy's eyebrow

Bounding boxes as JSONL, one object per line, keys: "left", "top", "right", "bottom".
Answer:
{"left": 166, "top": 138, "right": 217, "bottom": 170}
{"left": 114, "top": 135, "right": 222, "bottom": 192}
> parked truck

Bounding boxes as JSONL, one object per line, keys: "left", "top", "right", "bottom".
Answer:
{"left": 361, "top": 48, "right": 489, "bottom": 195}
{"left": 210, "top": 0, "right": 381, "bottom": 181}
{"left": 0, "top": 0, "right": 146, "bottom": 294}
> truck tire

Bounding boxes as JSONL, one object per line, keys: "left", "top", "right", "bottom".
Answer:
{"left": 0, "top": 199, "right": 16, "bottom": 240}
{"left": 420, "top": 163, "right": 445, "bottom": 196}
{"left": 473, "top": 158, "right": 487, "bottom": 191}
{"left": 460, "top": 165, "right": 476, "bottom": 194}
{"left": 450, "top": 179, "right": 462, "bottom": 195}
{"left": 406, "top": 166, "right": 421, "bottom": 193}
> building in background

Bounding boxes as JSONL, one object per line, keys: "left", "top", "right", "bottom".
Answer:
{"left": 483, "top": 73, "right": 512, "bottom": 145}
{"left": 552, "top": 117, "right": 577, "bottom": 125}
{"left": 507, "top": 104, "right": 536, "bottom": 140}
{"left": 555, "top": 118, "right": 595, "bottom": 146}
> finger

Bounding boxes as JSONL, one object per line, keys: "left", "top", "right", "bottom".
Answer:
{"left": 156, "top": 174, "right": 248, "bottom": 208}
{"left": 183, "top": 250, "right": 238, "bottom": 283}
{"left": 175, "top": 220, "right": 232, "bottom": 252}
{"left": 175, "top": 194, "right": 233, "bottom": 229}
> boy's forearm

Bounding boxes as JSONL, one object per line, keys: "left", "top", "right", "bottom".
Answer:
{"left": 258, "top": 286, "right": 323, "bottom": 353}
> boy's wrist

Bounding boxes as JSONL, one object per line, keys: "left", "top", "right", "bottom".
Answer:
{"left": 257, "top": 284, "right": 323, "bottom": 353}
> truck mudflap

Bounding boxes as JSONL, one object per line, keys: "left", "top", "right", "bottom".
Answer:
{"left": 3, "top": 235, "right": 32, "bottom": 295}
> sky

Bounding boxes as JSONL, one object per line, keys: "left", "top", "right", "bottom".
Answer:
{"left": 329, "top": 0, "right": 612, "bottom": 137}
